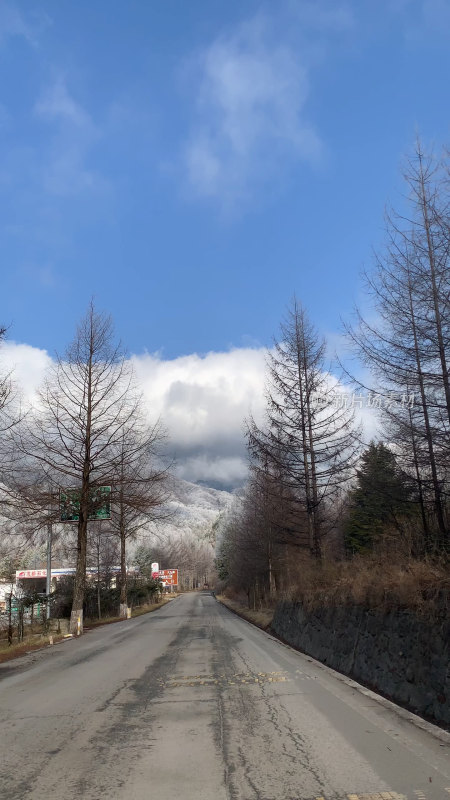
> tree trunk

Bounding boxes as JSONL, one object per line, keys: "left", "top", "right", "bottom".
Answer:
{"left": 295, "top": 324, "right": 314, "bottom": 554}
{"left": 268, "top": 543, "right": 275, "bottom": 600}
{"left": 97, "top": 537, "right": 101, "bottom": 620}
{"left": 303, "top": 336, "right": 321, "bottom": 561}
{"left": 407, "top": 277, "right": 446, "bottom": 544}
{"left": 69, "top": 328, "right": 93, "bottom": 635}
{"left": 407, "top": 404, "right": 429, "bottom": 551}
{"left": 18, "top": 607, "right": 24, "bottom": 642}
{"left": 418, "top": 157, "right": 450, "bottom": 427}
{"left": 119, "top": 522, "right": 127, "bottom": 618}
{"left": 7, "top": 592, "right": 13, "bottom": 646}
{"left": 70, "top": 513, "right": 88, "bottom": 634}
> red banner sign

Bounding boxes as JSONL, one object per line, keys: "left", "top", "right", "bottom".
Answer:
{"left": 153, "top": 569, "right": 178, "bottom": 586}
{"left": 16, "top": 569, "right": 47, "bottom": 579}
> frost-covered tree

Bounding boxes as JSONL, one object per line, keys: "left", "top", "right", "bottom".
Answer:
{"left": 248, "top": 300, "right": 360, "bottom": 560}
{"left": 12, "top": 304, "right": 141, "bottom": 634}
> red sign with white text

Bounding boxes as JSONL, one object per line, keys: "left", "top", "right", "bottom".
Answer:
{"left": 154, "top": 569, "right": 178, "bottom": 586}
{"left": 16, "top": 569, "right": 47, "bottom": 579}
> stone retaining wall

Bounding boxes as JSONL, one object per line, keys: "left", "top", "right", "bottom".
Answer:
{"left": 271, "top": 595, "right": 449, "bottom": 726}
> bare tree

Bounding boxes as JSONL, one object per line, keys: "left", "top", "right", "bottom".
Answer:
{"left": 344, "top": 140, "right": 450, "bottom": 550}
{"left": 11, "top": 303, "right": 140, "bottom": 633}
{"left": 109, "top": 417, "right": 170, "bottom": 617}
{"left": 248, "top": 299, "right": 360, "bottom": 561}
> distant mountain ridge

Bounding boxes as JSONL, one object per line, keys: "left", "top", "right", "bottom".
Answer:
{"left": 156, "top": 476, "right": 235, "bottom": 544}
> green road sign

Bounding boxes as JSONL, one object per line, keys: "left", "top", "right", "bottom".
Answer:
{"left": 60, "top": 486, "right": 111, "bottom": 522}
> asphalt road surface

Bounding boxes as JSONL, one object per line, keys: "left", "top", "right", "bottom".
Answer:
{"left": 1, "top": 592, "right": 449, "bottom": 800}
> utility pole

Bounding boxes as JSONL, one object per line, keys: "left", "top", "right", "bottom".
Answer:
{"left": 46, "top": 520, "right": 52, "bottom": 620}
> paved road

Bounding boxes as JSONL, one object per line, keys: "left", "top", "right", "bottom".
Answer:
{"left": 0, "top": 593, "right": 449, "bottom": 800}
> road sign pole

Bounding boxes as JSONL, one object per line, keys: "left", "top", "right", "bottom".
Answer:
{"left": 46, "top": 521, "right": 52, "bottom": 621}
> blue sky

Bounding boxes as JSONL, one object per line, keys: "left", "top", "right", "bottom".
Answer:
{"left": 1, "top": 0, "right": 449, "bottom": 358}
{"left": 0, "top": 1, "right": 449, "bottom": 487}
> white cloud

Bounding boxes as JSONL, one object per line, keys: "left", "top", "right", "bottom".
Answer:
{"left": 1, "top": 342, "right": 268, "bottom": 488}
{"left": 183, "top": 15, "right": 321, "bottom": 210}
{"left": 132, "top": 348, "right": 268, "bottom": 485}
{"left": 0, "top": 341, "right": 52, "bottom": 404}
{"left": 2, "top": 340, "right": 382, "bottom": 488}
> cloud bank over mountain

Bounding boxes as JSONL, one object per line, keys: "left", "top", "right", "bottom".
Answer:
{"left": 1, "top": 340, "right": 380, "bottom": 489}
{"left": 1, "top": 341, "right": 268, "bottom": 489}
{"left": 131, "top": 348, "right": 267, "bottom": 487}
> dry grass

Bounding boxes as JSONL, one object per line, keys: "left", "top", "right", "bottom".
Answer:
{"left": 217, "top": 595, "right": 274, "bottom": 630}
{"left": 0, "top": 633, "right": 67, "bottom": 664}
{"left": 283, "top": 554, "right": 450, "bottom": 615}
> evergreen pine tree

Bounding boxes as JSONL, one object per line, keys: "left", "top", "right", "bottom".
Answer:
{"left": 344, "top": 442, "right": 413, "bottom": 553}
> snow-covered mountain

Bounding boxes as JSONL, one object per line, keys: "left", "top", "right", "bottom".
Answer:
{"left": 156, "top": 477, "right": 235, "bottom": 545}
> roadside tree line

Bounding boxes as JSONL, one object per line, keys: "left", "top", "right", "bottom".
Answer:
{"left": 0, "top": 303, "right": 170, "bottom": 634}
{"left": 217, "top": 141, "right": 450, "bottom": 607}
